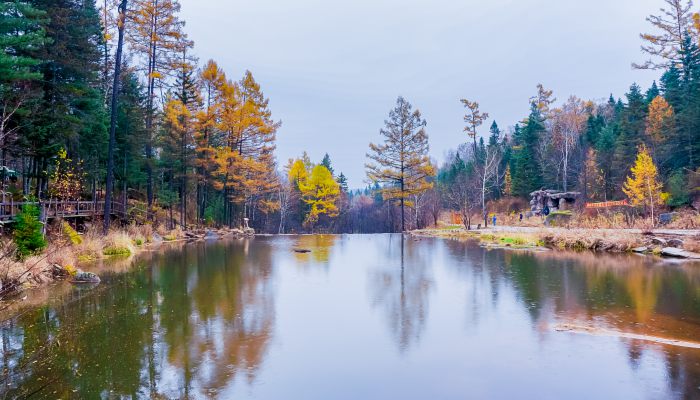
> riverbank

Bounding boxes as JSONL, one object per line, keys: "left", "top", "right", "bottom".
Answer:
{"left": 0, "top": 224, "right": 254, "bottom": 304}
{"left": 411, "top": 225, "right": 700, "bottom": 258}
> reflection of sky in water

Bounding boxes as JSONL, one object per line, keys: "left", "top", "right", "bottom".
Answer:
{"left": 2, "top": 235, "right": 700, "bottom": 399}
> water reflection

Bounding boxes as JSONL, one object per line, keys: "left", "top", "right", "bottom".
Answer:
{"left": 1, "top": 236, "right": 700, "bottom": 399}
{"left": 292, "top": 234, "right": 337, "bottom": 265}
{"left": 0, "top": 240, "right": 275, "bottom": 399}
{"left": 368, "top": 236, "right": 434, "bottom": 352}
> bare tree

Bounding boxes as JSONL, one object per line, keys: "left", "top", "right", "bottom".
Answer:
{"left": 476, "top": 144, "right": 502, "bottom": 227}
{"left": 552, "top": 96, "right": 588, "bottom": 191}
{"left": 446, "top": 172, "right": 480, "bottom": 230}
{"left": 277, "top": 176, "right": 292, "bottom": 234}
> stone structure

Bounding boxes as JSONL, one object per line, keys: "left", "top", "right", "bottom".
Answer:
{"left": 530, "top": 189, "right": 581, "bottom": 215}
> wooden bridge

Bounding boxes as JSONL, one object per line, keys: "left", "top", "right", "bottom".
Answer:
{"left": 0, "top": 200, "right": 130, "bottom": 224}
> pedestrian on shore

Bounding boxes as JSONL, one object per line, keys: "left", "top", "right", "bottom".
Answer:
{"left": 519, "top": 213, "right": 523, "bottom": 223}
{"left": 492, "top": 214, "right": 497, "bottom": 227}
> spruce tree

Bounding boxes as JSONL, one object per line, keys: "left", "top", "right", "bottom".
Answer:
{"left": 612, "top": 83, "right": 647, "bottom": 193}
{"left": 0, "top": 1, "right": 47, "bottom": 164}
{"left": 511, "top": 103, "right": 543, "bottom": 197}
{"left": 25, "top": 0, "right": 107, "bottom": 192}
{"left": 321, "top": 153, "right": 334, "bottom": 176}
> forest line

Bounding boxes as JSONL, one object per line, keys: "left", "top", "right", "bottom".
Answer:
{"left": 1, "top": 0, "right": 699, "bottom": 237}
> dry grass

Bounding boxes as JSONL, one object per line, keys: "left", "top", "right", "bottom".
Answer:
{"left": 538, "top": 229, "right": 643, "bottom": 252}
{"left": 102, "top": 231, "right": 136, "bottom": 256}
{"left": 126, "top": 223, "right": 154, "bottom": 244}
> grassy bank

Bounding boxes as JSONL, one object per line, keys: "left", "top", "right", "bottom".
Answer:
{"left": 412, "top": 226, "right": 700, "bottom": 255}
{"left": 0, "top": 223, "right": 186, "bottom": 302}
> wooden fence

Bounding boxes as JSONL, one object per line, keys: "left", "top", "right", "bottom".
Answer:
{"left": 0, "top": 200, "right": 128, "bottom": 224}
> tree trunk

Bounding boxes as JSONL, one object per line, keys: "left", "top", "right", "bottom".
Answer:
{"left": 103, "top": 0, "right": 128, "bottom": 234}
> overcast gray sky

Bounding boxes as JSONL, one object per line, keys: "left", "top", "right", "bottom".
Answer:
{"left": 180, "top": 0, "right": 661, "bottom": 188}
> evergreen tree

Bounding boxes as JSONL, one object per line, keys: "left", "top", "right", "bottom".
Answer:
{"left": 320, "top": 153, "right": 334, "bottom": 176}
{"left": 488, "top": 121, "right": 500, "bottom": 147}
{"left": 114, "top": 69, "right": 147, "bottom": 198}
{"left": 612, "top": 83, "right": 647, "bottom": 193}
{"left": 25, "top": 0, "right": 107, "bottom": 193}
{"left": 511, "top": 103, "right": 543, "bottom": 197}
{"left": 645, "top": 81, "right": 660, "bottom": 104}
{"left": 337, "top": 172, "right": 348, "bottom": 193}
{"left": 0, "top": 0, "right": 48, "bottom": 164}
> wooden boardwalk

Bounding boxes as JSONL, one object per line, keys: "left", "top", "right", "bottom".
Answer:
{"left": 0, "top": 200, "right": 128, "bottom": 224}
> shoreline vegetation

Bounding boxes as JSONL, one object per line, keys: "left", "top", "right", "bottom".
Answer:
{"left": 411, "top": 224, "right": 700, "bottom": 258}
{"left": 0, "top": 222, "right": 254, "bottom": 308}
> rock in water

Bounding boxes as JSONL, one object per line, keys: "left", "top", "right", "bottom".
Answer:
{"left": 294, "top": 249, "right": 311, "bottom": 253}
{"left": 632, "top": 247, "right": 649, "bottom": 253}
{"left": 72, "top": 271, "right": 101, "bottom": 283}
{"left": 661, "top": 247, "right": 700, "bottom": 259}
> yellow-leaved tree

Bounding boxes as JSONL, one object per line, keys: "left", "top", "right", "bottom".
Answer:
{"left": 302, "top": 165, "right": 340, "bottom": 229}
{"left": 645, "top": 95, "right": 675, "bottom": 159}
{"left": 288, "top": 159, "right": 339, "bottom": 231}
{"left": 623, "top": 144, "right": 664, "bottom": 226}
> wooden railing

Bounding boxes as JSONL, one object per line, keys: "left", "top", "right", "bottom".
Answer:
{"left": 0, "top": 200, "right": 128, "bottom": 223}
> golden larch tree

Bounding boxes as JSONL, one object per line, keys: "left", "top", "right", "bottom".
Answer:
{"left": 460, "top": 99, "right": 489, "bottom": 153}
{"left": 623, "top": 145, "right": 664, "bottom": 226}
{"left": 645, "top": 95, "right": 675, "bottom": 159}
{"left": 366, "top": 96, "right": 435, "bottom": 232}
{"left": 128, "top": 0, "right": 191, "bottom": 210}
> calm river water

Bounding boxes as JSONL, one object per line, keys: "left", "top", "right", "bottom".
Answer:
{"left": 2, "top": 234, "right": 700, "bottom": 399}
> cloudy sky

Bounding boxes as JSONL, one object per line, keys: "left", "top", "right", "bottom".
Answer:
{"left": 180, "top": 0, "right": 661, "bottom": 188}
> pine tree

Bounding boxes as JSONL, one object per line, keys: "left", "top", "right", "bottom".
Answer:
{"left": 0, "top": 0, "right": 47, "bottom": 164}
{"left": 645, "top": 81, "right": 660, "bottom": 103}
{"left": 366, "top": 96, "right": 435, "bottom": 232}
{"left": 320, "top": 153, "right": 334, "bottom": 175}
{"left": 26, "top": 0, "right": 107, "bottom": 193}
{"left": 337, "top": 172, "right": 349, "bottom": 192}
{"left": 488, "top": 121, "right": 500, "bottom": 147}
{"left": 13, "top": 203, "right": 46, "bottom": 259}
{"left": 511, "top": 103, "right": 544, "bottom": 197}
{"left": 612, "top": 83, "right": 648, "bottom": 193}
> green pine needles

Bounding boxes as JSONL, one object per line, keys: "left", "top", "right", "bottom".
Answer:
{"left": 13, "top": 204, "right": 46, "bottom": 259}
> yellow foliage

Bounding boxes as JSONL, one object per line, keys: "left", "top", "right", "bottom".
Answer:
{"left": 645, "top": 96, "right": 674, "bottom": 146}
{"left": 623, "top": 145, "right": 663, "bottom": 224}
{"left": 62, "top": 221, "right": 82, "bottom": 245}
{"left": 288, "top": 160, "right": 339, "bottom": 227}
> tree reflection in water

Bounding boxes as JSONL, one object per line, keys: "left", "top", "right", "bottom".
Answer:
{"left": 2, "top": 236, "right": 700, "bottom": 399}
{"left": 368, "top": 235, "right": 434, "bottom": 353}
{"left": 0, "top": 239, "right": 275, "bottom": 399}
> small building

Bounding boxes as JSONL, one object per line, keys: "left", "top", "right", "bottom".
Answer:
{"left": 530, "top": 189, "right": 581, "bottom": 215}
